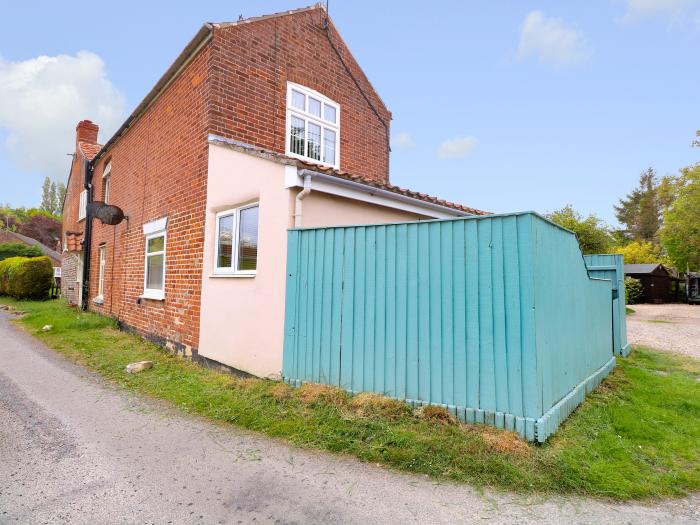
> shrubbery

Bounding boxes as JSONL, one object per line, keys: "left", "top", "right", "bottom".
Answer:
{"left": 624, "top": 276, "right": 644, "bottom": 305}
{"left": 0, "top": 242, "right": 42, "bottom": 261}
{"left": 0, "top": 256, "right": 53, "bottom": 300}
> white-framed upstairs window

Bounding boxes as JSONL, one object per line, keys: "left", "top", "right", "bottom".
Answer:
{"left": 214, "top": 203, "right": 259, "bottom": 276}
{"left": 78, "top": 189, "right": 88, "bottom": 221}
{"left": 96, "top": 244, "right": 106, "bottom": 301}
{"left": 285, "top": 82, "right": 340, "bottom": 169}
{"left": 142, "top": 217, "right": 167, "bottom": 300}
{"left": 102, "top": 161, "right": 111, "bottom": 204}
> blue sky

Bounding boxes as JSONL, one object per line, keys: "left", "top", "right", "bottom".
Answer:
{"left": 1, "top": 0, "right": 698, "bottom": 224}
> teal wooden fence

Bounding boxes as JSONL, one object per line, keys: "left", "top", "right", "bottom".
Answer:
{"left": 583, "top": 254, "right": 630, "bottom": 356}
{"left": 283, "top": 212, "right": 615, "bottom": 441}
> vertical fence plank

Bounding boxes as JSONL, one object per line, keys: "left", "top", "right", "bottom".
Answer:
{"left": 374, "top": 226, "right": 387, "bottom": 394}
{"left": 329, "top": 228, "right": 344, "bottom": 386}
{"left": 340, "top": 228, "right": 355, "bottom": 390}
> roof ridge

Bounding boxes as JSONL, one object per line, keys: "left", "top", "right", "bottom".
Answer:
{"left": 211, "top": 3, "right": 323, "bottom": 28}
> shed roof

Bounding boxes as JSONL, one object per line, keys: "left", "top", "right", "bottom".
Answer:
{"left": 624, "top": 263, "right": 663, "bottom": 274}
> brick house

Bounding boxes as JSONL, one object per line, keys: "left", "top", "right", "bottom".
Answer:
{"left": 62, "top": 4, "right": 485, "bottom": 378}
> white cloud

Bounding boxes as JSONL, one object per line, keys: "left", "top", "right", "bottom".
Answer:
{"left": 517, "top": 11, "right": 591, "bottom": 69}
{"left": 391, "top": 132, "right": 416, "bottom": 152}
{"left": 436, "top": 136, "right": 477, "bottom": 160}
{"left": 0, "top": 51, "right": 125, "bottom": 183}
{"left": 623, "top": 0, "right": 695, "bottom": 19}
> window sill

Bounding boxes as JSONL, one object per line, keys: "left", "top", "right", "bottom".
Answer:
{"left": 140, "top": 291, "right": 165, "bottom": 301}
{"left": 209, "top": 273, "right": 256, "bottom": 279}
{"left": 284, "top": 151, "right": 339, "bottom": 171}
{"left": 92, "top": 297, "right": 104, "bottom": 305}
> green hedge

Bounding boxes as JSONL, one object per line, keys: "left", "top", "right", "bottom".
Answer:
{"left": 0, "top": 242, "right": 42, "bottom": 261}
{"left": 0, "top": 256, "right": 53, "bottom": 300}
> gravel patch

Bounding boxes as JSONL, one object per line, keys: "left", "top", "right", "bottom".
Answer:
{"left": 627, "top": 304, "right": 700, "bottom": 359}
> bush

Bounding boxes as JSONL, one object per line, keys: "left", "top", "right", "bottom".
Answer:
{"left": 624, "top": 277, "right": 644, "bottom": 305}
{"left": 0, "top": 256, "right": 53, "bottom": 300}
{"left": 0, "top": 242, "right": 42, "bottom": 261}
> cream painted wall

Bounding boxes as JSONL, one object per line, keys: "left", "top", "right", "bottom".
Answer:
{"left": 300, "top": 191, "right": 427, "bottom": 227}
{"left": 199, "top": 144, "right": 435, "bottom": 378}
{"left": 198, "top": 145, "right": 291, "bottom": 378}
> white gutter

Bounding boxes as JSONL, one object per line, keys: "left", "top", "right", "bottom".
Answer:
{"left": 296, "top": 169, "right": 469, "bottom": 219}
{"left": 294, "top": 175, "right": 313, "bottom": 227}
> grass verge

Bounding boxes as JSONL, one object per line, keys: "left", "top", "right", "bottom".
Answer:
{"left": 2, "top": 298, "right": 699, "bottom": 500}
{"left": 626, "top": 306, "right": 635, "bottom": 314}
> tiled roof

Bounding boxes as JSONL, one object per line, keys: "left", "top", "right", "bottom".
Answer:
{"left": 64, "top": 231, "right": 83, "bottom": 252}
{"left": 208, "top": 135, "right": 488, "bottom": 216}
{"left": 78, "top": 141, "right": 102, "bottom": 161}
{"left": 294, "top": 159, "right": 489, "bottom": 216}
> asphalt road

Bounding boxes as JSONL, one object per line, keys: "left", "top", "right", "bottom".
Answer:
{"left": 0, "top": 312, "right": 698, "bottom": 525}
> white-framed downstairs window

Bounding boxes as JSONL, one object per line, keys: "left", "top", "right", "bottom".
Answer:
{"left": 78, "top": 189, "right": 88, "bottom": 221}
{"left": 214, "top": 203, "right": 259, "bottom": 276}
{"left": 285, "top": 82, "right": 340, "bottom": 168}
{"left": 96, "top": 244, "right": 106, "bottom": 301}
{"left": 142, "top": 217, "right": 167, "bottom": 300}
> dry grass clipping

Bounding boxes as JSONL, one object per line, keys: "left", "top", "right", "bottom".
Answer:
{"left": 269, "top": 382, "right": 293, "bottom": 401}
{"left": 477, "top": 426, "right": 532, "bottom": 456}
{"left": 348, "top": 393, "right": 411, "bottom": 420}
{"left": 296, "top": 383, "right": 348, "bottom": 406}
{"left": 415, "top": 405, "right": 455, "bottom": 424}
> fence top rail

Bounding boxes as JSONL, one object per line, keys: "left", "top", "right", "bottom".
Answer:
{"left": 289, "top": 210, "right": 578, "bottom": 235}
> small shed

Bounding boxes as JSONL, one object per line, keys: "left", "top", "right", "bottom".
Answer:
{"left": 624, "top": 263, "right": 683, "bottom": 304}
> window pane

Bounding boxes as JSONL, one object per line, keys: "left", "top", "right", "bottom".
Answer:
{"left": 307, "top": 122, "right": 321, "bottom": 160}
{"left": 217, "top": 214, "right": 234, "bottom": 268}
{"left": 104, "top": 176, "right": 110, "bottom": 204}
{"left": 291, "top": 90, "right": 305, "bottom": 110}
{"left": 146, "top": 254, "right": 164, "bottom": 290}
{"left": 238, "top": 206, "right": 258, "bottom": 271}
{"left": 147, "top": 235, "right": 164, "bottom": 253}
{"left": 290, "top": 116, "right": 305, "bottom": 156}
{"left": 308, "top": 97, "right": 321, "bottom": 117}
{"left": 323, "top": 128, "right": 336, "bottom": 164}
{"left": 324, "top": 103, "right": 336, "bottom": 124}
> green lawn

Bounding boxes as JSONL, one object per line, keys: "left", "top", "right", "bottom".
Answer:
{"left": 2, "top": 298, "right": 699, "bottom": 500}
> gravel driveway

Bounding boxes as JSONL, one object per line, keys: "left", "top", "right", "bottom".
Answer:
{"left": 1, "top": 312, "right": 699, "bottom": 524}
{"left": 627, "top": 303, "right": 700, "bottom": 359}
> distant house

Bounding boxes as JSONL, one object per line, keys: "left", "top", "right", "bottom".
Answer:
{"left": 624, "top": 263, "right": 683, "bottom": 304}
{"left": 0, "top": 229, "right": 61, "bottom": 267}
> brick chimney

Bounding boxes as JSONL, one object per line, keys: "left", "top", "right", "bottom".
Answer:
{"left": 76, "top": 120, "right": 99, "bottom": 145}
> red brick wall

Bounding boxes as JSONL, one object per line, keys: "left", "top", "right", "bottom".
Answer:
{"left": 86, "top": 45, "right": 212, "bottom": 351}
{"left": 209, "top": 7, "right": 391, "bottom": 183}
{"left": 63, "top": 153, "right": 86, "bottom": 239}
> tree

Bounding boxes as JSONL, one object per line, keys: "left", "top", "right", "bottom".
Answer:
{"left": 613, "top": 240, "right": 669, "bottom": 265}
{"left": 56, "top": 182, "right": 67, "bottom": 214}
{"left": 546, "top": 205, "right": 614, "bottom": 254}
{"left": 16, "top": 214, "right": 61, "bottom": 251}
{"left": 40, "top": 177, "right": 52, "bottom": 214}
{"left": 659, "top": 163, "right": 700, "bottom": 271}
{"left": 615, "top": 168, "right": 664, "bottom": 243}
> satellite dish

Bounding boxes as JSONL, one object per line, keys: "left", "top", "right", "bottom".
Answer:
{"left": 89, "top": 201, "right": 126, "bottom": 226}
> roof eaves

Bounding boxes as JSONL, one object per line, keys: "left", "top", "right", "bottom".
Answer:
{"left": 207, "top": 134, "right": 488, "bottom": 216}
